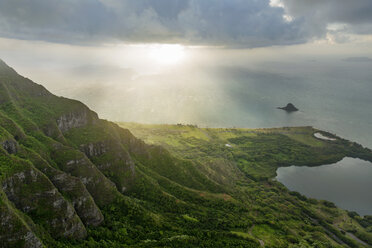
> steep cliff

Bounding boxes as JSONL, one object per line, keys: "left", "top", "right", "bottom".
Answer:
{"left": 0, "top": 60, "right": 219, "bottom": 247}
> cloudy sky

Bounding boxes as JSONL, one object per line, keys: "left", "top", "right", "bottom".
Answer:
{"left": 0, "top": 0, "right": 372, "bottom": 135}
{"left": 1, "top": 0, "right": 372, "bottom": 47}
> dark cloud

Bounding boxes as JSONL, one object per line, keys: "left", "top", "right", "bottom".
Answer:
{"left": 279, "top": 0, "right": 372, "bottom": 35}
{"left": 0, "top": 0, "right": 307, "bottom": 47}
{"left": 0, "top": 0, "right": 371, "bottom": 47}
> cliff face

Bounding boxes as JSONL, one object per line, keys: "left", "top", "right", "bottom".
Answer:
{"left": 0, "top": 189, "right": 43, "bottom": 248}
{"left": 57, "top": 109, "right": 98, "bottom": 133}
{"left": 1, "top": 159, "right": 87, "bottom": 239}
{"left": 0, "top": 60, "right": 218, "bottom": 247}
{"left": 0, "top": 60, "right": 137, "bottom": 246}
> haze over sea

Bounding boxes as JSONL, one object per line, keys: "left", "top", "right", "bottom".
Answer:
{"left": 1, "top": 0, "right": 372, "bottom": 149}
{"left": 2, "top": 40, "right": 371, "bottom": 150}
{"left": 41, "top": 58, "right": 372, "bottom": 149}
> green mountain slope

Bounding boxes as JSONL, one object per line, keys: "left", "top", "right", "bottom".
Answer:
{"left": 0, "top": 59, "right": 372, "bottom": 247}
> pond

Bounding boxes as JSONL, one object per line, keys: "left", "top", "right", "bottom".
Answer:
{"left": 276, "top": 157, "right": 372, "bottom": 216}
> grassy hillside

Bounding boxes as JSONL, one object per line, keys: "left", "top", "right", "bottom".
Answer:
{"left": 0, "top": 59, "right": 371, "bottom": 247}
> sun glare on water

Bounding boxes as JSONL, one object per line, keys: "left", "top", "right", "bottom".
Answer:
{"left": 148, "top": 44, "right": 186, "bottom": 65}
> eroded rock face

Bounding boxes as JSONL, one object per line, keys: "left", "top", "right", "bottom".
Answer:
{"left": 2, "top": 165, "right": 87, "bottom": 239}
{"left": 51, "top": 172, "right": 104, "bottom": 226}
{"left": 52, "top": 146, "right": 117, "bottom": 206}
{"left": 56, "top": 109, "right": 97, "bottom": 133}
{"left": 80, "top": 140, "right": 136, "bottom": 193}
{"left": 0, "top": 199, "right": 43, "bottom": 248}
{"left": 2, "top": 140, "right": 18, "bottom": 154}
{"left": 0, "top": 60, "right": 144, "bottom": 245}
{"left": 57, "top": 110, "right": 88, "bottom": 133}
{"left": 83, "top": 142, "right": 108, "bottom": 157}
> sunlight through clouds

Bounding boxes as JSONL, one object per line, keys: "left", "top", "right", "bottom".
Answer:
{"left": 148, "top": 44, "right": 186, "bottom": 65}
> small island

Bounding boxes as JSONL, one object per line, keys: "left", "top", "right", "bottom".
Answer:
{"left": 278, "top": 103, "right": 299, "bottom": 112}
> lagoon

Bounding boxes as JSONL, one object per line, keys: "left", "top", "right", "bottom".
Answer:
{"left": 276, "top": 157, "right": 372, "bottom": 216}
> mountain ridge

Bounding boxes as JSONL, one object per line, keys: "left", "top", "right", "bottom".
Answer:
{"left": 0, "top": 60, "right": 372, "bottom": 247}
{"left": 0, "top": 59, "right": 225, "bottom": 247}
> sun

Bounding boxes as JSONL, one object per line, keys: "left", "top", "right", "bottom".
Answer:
{"left": 148, "top": 44, "right": 186, "bottom": 65}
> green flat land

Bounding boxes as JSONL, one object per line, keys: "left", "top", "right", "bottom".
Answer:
{"left": 114, "top": 122, "right": 372, "bottom": 247}
{"left": 117, "top": 123, "right": 369, "bottom": 180}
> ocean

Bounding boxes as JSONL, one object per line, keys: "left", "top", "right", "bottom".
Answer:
{"left": 53, "top": 60, "right": 372, "bottom": 149}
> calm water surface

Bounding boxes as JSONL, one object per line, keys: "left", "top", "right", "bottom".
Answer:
{"left": 276, "top": 157, "right": 372, "bottom": 216}
{"left": 91, "top": 64, "right": 372, "bottom": 148}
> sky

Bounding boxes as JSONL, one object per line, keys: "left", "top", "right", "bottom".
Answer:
{"left": 1, "top": 0, "right": 372, "bottom": 47}
{"left": 0, "top": 0, "right": 372, "bottom": 127}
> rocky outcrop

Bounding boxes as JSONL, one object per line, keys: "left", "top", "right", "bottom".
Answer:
{"left": 2, "top": 139, "right": 18, "bottom": 154}
{"left": 2, "top": 162, "right": 87, "bottom": 239}
{"left": 82, "top": 142, "right": 108, "bottom": 157}
{"left": 51, "top": 146, "right": 118, "bottom": 206}
{"left": 50, "top": 172, "right": 104, "bottom": 226}
{"left": 278, "top": 103, "right": 299, "bottom": 112}
{"left": 23, "top": 147, "right": 104, "bottom": 226}
{"left": 0, "top": 193, "right": 43, "bottom": 248}
{"left": 80, "top": 140, "right": 136, "bottom": 193}
{"left": 56, "top": 109, "right": 97, "bottom": 133}
{"left": 0, "top": 60, "right": 121, "bottom": 245}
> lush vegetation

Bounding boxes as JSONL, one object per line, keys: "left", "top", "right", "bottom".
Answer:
{"left": 1, "top": 60, "right": 372, "bottom": 247}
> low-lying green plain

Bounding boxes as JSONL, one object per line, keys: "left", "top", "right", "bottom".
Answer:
{"left": 115, "top": 122, "right": 372, "bottom": 247}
